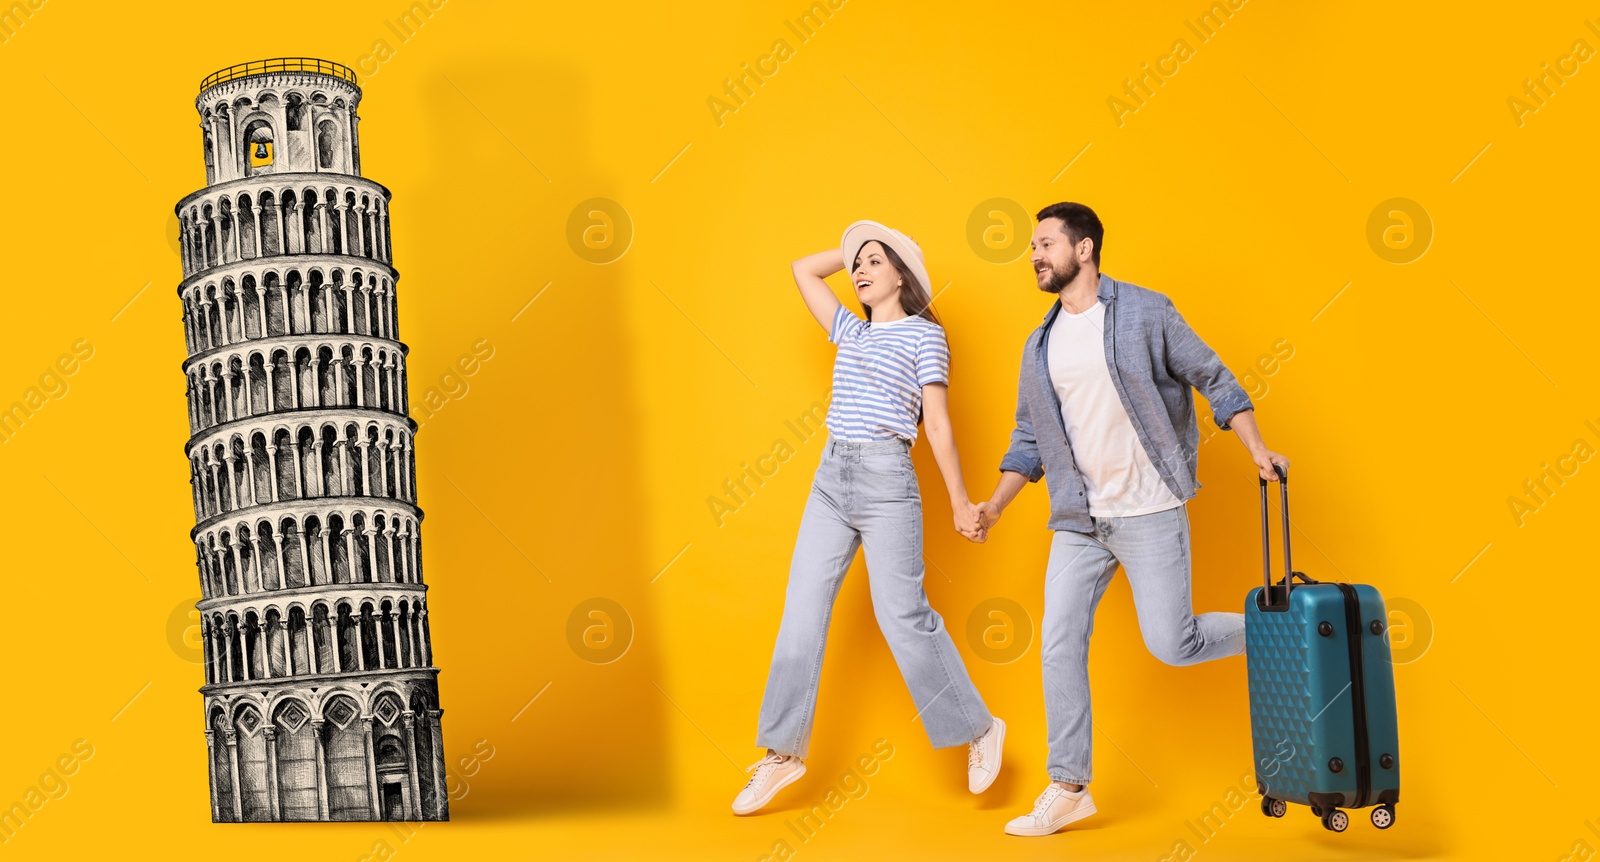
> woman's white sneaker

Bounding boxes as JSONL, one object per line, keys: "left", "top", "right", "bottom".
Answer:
{"left": 1004, "top": 783, "right": 1097, "bottom": 836}
{"left": 967, "top": 717, "right": 1006, "bottom": 793}
{"left": 732, "top": 752, "right": 806, "bottom": 816}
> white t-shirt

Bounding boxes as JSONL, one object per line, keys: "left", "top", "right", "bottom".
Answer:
{"left": 1046, "top": 301, "right": 1183, "bottom": 517}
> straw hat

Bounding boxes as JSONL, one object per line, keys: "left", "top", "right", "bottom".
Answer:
{"left": 840, "top": 220, "right": 933, "bottom": 299}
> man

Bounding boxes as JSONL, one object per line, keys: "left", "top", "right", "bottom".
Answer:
{"left": 974, "top": 202, "right": 1289, "bottom": 837}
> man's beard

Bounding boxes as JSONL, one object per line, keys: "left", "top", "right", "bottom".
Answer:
{"left": 1037, "top": 257, "right": 1080, "bottom": 294}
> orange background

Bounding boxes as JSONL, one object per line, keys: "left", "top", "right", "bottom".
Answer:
{"left": 1, "top": 0, "right": 1596, "bottom": 859}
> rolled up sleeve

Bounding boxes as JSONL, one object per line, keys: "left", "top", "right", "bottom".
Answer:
{"left": 999, "top": 347, "right": 1046, "bottom": 482}
{"left": 1161, "top": 298, "right": 1254, "bottom": 430}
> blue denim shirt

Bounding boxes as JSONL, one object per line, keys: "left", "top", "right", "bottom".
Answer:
{"left": 999, "top": 273, "right": 1254, "bottom": 532}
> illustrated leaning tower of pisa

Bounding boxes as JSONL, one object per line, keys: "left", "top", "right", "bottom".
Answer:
{"left": 174, "top": 58, "right": 448, "bottom": 823}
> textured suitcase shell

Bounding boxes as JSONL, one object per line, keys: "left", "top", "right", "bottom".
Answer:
{"left": 1246, "top": 582, "right": 1401, "bottom": 810}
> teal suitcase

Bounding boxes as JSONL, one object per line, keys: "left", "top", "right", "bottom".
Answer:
{"left": 1246, "top": 467, "right": 1400, "bottom": 832}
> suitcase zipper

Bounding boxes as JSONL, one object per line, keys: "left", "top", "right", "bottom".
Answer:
{"left": 1336, "top": 583, "right": 1372, "bottom": 808}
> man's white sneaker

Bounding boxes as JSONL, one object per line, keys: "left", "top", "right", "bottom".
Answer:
{"left": 1004, "top": 783, "right": 1097, "bottom": 836}
{"left": 967, "top": 716, "right": 1006, "bottom": 793}
{"left": 732, "top": 752, "right": 806, "bottom": 816}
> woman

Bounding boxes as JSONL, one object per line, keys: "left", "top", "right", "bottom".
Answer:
{"left": 733, "top": 221, "right": 1005, "bottom": 816}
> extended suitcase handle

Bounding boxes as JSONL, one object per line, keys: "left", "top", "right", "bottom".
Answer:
{"left": 1259, "top": 463, "right": 1297, "bottom": 610}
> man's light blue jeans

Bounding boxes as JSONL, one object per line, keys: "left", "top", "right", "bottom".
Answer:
{"left": 1042, "top": 504, "right": 1245, "bottom": 784}
{"left": 756, "top": 436, "right": 993, "bottom": 758}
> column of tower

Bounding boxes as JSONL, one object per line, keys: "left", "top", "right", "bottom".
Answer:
{"left": 174, "top": 58, "right": 447, "bottom": 823}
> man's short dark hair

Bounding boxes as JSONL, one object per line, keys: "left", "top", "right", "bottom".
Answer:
{"left": 1036, "top": 202, "right": 1103, "bottom": 265}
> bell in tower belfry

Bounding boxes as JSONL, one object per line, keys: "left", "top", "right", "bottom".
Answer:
{"left": 173, "top": 58, "right": 449, "bottom": 823}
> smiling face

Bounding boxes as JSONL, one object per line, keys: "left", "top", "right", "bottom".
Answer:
{"left": 1030, "top": 217, "right": 1088, "bottom": 294}
{"left": 851, "top": 241, "right": 906, "bottom": 313}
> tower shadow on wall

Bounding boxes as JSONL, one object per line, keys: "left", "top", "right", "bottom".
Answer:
{"left": 411, "top": 61, "right": 668, "bottom": 819}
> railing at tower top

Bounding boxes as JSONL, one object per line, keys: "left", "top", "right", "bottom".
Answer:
{"left": 199, "top": 58, "right": 359, "bottom": 93}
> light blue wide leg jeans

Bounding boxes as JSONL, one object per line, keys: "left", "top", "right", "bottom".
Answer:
{"left": 756, "top": 436, "right": 993, "bottom": 758}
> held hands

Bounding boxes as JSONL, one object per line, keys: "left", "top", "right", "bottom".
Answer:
{"left": 953, "top": 499, "right": 988, "bottom": 543}
{"left": 953, "top": 499, "right": 1001, "bottom": 543}
{"left": 975, "top": 500, "right": 1001, "bottom": 533}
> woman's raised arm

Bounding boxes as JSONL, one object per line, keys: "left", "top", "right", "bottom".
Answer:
{"left": 791, "top": 249, "right": 845, "bottom": 333}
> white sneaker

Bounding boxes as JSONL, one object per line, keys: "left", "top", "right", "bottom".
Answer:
{"left": 967, "top": 717, "right": 1006, "bottom": 793}
{"left": 731, "top": 752, "right": 806, "bottom": 816}
{"left": 1004, "top": 783, "right": 1097, "bottom": 836}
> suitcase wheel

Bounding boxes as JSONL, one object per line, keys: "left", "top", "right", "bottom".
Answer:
{"left": 1371, "top": 804, "right": 1395, "bottom": 829}
{"left": 1321, "top": 809, "right": 1349, "bottom": 832}
{"left": 1260, "top": 796, "right": 1286, "bottom": 818}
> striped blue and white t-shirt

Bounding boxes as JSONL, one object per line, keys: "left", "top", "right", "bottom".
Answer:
{"left": 825, "top": 304, "right": 950, "bottom": 443}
